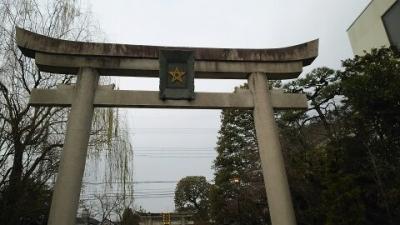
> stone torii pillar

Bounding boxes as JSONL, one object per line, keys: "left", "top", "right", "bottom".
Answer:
{"left": 249, "top": 73, "right": 296, "bottom": 225}
{"left": 16, "top": 27, "right": 318, "bottom": 225}
{"left": 47, "top": 69, "right": 99, "bottom": 225}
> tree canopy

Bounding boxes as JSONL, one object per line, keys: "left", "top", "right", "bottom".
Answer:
{"left": 211, "top": 47, "right": 400, "bottom": 225}
{"left": 121, "top": 208, "right": 140, "bottom": 225}
{"left": 175, "top": 176, "right": 211, "bottom": 224}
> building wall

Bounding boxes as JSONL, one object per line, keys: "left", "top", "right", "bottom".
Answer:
{"left": 382, "top": 1, "right": 400, "bottom": 50}
{"left": 347, "top": 0, "right": 397, "bottom": 55}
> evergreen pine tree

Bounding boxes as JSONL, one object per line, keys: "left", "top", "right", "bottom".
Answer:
{"left": 211, "top": 109, "right": 268, "bottom": 225}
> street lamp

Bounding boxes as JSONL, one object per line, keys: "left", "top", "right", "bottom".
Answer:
{"left": 232, "top": 177, "right": 241, "bottom": 225}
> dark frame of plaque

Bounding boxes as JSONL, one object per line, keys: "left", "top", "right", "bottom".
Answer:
{"left": 159, "top": 50, "right": 195, "bottom": 100}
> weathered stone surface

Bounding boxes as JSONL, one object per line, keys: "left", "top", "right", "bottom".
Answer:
{"left": 16, "top": 27, "right": 318, "bottom": 79}
{"left": 47, "top": 68, "right": 99, "bottom": 225}
{"left": 29, "top": 88, "right": 308, "bottom": 110}
{"left": 35, "top": 52, "right": 304, "bottom": 79}
{"left": 35, "top": 53, "right": 303, "bottom": 80}
{"left": 249, "top": 73, "right": 297, "bottom": 225}
{"left": 17, "top": 27, "right": 318, "bottom": 63}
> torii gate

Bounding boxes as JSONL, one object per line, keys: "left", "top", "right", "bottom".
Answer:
{"left": 16, "top": 27, "right": 318, "bottom": 225}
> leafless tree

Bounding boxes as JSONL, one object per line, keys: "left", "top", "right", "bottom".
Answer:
{"left": 79, "top": 192, "right": 134, "bottom": 224}
{"left": 0, "top": 0, "right": 133, "bottom": 224}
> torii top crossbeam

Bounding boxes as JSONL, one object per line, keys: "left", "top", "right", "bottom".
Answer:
{"left": 16, "top": 27, "right": 318, "bottom": 80}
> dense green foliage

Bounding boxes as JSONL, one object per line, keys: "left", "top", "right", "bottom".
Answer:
{"left": 210, "top": 109, "right": 268, "bottom": 225}
{"left": 211, "top": 48, "right": 400, "bottom": 225}
{"left": 0, "top": 179, "right": 51, "bottom": 225}
{"left": 121, "top": 208, "right": 141, "bottom": 225}
{"left": 175, "top": 176, "right": 211, "bottom": 224}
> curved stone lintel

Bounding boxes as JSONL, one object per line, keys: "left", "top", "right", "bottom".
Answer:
{"left": 16, "top": 27, "right": 318, "bottom": 65}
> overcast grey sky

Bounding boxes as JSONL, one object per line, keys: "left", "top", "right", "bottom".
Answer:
{"left": 83, "top": 0, "right": 370, "bottom": 212}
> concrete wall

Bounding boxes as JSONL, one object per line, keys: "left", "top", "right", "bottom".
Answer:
{"left": 347, "top": 0, "right": 397, "bottom": 55}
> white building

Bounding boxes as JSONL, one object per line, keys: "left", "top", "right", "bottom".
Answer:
{"left": 347, "top": 0, "right": 399, "bottom": 55}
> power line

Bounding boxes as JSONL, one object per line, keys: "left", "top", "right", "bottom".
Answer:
{"left": 119, "top": 127, "right": 220, "bottom": 135}
{"left": 82, "top": 192, "right": 175, "bottom": 196}
{"left": 133, "top": 146, "right": 216, "bottom": 152}
{"left": 134, "top": 151, "right": 216, "bottom": 153}
{"left": 134, "top": 152, "right": 216, "bottom": 154}
{"left": 80, "top": 195, "right": 173, "bottom": 200}
{"left": 133, "top": 146, "right": 215, "bottom": 149}
{"left": 82, "top": 181, "right": 179, "bottom": 185}
{"left": 82, "top": 180, "right": 213, "bottom": 185}
{"left": 121, "top": 127, "right": 219, "bottom": 130}
{"left": 134, "top": 155, "right": 215, "bottom": 159}
{"left": 134, "top": 187, "right": 176, "bottom": 190}
{"left": 80, "top": 193, "right": 175, "bottom": 198}
{"left": 134, "top": 152, "right": 216, "bottom": 155}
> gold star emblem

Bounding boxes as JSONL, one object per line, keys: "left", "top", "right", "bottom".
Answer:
{"left": 168, "top": 67, "right": 185, "bottom": 83}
